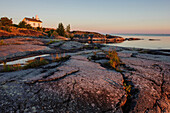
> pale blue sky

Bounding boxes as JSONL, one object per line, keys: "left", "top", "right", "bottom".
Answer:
{"left": 1, "top": 0, "right": 170, "bottom": 34}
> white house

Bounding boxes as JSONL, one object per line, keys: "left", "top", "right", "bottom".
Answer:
{"left": 23, "top": 15, "right": 42, "bottom": 27}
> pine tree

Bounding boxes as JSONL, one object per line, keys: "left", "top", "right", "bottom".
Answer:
{"left": 66, "top": 24, "right": 70, "bottom": 33}
{"left": 56, "top": 23, "right": 65, "bottom": 36}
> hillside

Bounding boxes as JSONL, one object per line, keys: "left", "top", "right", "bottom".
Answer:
{"left": 0, "top": 26, "right": 46, "bottom": 38}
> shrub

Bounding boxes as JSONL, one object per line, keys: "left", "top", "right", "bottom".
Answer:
{"left": 26, "top": 24, "right": 32, "bottom": 29}
{"left": 46, "top": 29, "right": 55, "bottom": 37}
{"left": 51, "top": 31, "right": 58, "bottom": 38}
{"left": 0, "top": 17, "right": 13, "bottom": 26}
{"left": 23, "top": 58, "right": 49, "bottom": 69}
{"left": 52, "top": 55, "right": 71, "bottom": 62}
{"left": 18, "top": 21, "right": 27, "bottom": 28}
{"left": 36, "top": 27, "right": 41, "bottom": 31}
{"left": 42, "top": 28, "right": 46, "bottom": 32}
{"left": 4, "top": 26, "right": 11, "bottom": 32}
{"left": 2, "top": 63, "right": 22, "bottom": 72}
{"left": 106, "top": 50, "right": 121, "bottom": 70}
{"left": 0, "top": 40, "right": 6, "bottom": 45}
{"left": 94, "top": 46, "right": 98, "bottom": 49}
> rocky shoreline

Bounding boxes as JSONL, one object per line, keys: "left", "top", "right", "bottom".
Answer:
{"left": 0, "top": 37, "right": 169, "bottom": 112}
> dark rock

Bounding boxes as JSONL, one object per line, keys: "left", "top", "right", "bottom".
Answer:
{"left": 149, "top": 39, "right": 160, "bottom": 41}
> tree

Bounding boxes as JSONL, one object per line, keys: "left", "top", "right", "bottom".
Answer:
{"left": 0, "top": 17, "right": 13, "bottom": 26}
{"left": 66, "top": 24, "right": 70, "bottom": 33}
{"left": 56, "top": 23, "right": 65, "bottom": 36}
{"left": 18, "top": 21, "right": 26, "bottom": 28}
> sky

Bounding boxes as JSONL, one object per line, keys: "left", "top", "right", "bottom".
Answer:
{"left": 0, "top": 0, "right": 170, "bottom": 34}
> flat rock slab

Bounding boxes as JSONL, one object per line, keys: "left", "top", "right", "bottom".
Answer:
{"left": 0, "top": 55, "right": 125, "bottom": 112}
{"left": 121, "top": 56, "right": 170, "bottom": 112}
{"left": 60, "top": 41, "right": 84, "bottom": 50}
{"left": 0, "top": 44, "right": 49, "bottom": 57}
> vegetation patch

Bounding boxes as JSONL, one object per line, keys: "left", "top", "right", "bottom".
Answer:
{"left": 1, "top": 55, "right": 71, "bottom": 72}
{"left": 104, "top": 50, "right": 122, "bottom": 71}
{"left": 0, "top": 40, "right": 8, "bottom": 45}
{"left": 52, "top": 54, "right": 71, "bottom": 62}
{"left": 2, "top": 63, "right": 22, "bottom": 72}
{"left": 23, "top": 58, "right": 49, "bottom": 69}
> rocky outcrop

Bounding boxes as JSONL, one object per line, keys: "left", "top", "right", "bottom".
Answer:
{"left": 0, "top": 39, "right": 169, "bottom": 112}
{"left": 118, "top": 50, "right": 170, "bottom": 113}
{"left": 0, "top": 55, "right": 125, "bottom": 112}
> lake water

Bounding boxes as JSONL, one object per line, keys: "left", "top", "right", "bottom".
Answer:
{"left": 107, "top": 34, "right": 170, "bottom": 49}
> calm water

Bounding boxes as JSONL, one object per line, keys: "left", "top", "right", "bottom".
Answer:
{"left": 108, "top": 34, "right": 170, "bottom": 49}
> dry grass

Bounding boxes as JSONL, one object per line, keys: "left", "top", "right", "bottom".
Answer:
{"left": 0, "top": 26, "right": 45, "bottom": 37}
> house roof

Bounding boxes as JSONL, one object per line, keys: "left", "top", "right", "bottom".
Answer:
{"left": 24, "top": 17, "right": 42, "bottom": 23}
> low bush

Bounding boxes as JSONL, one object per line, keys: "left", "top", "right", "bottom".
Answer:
{"left": 0, "top": 40, "right": 7, "bottom": 45}
{"left": 106, "top": 50, "right": 121, "bottom": 71}
{"left": 2, "top": 63, "right": 22, "bottom": 72}
{"left": 23, "top": 58, "right": 49, "bottom": 69}
{"left": 1, "top": 26, "right": 12, "bottom": 32}
{"left": 53, "top": 54, "right": 71, "bottom": 62}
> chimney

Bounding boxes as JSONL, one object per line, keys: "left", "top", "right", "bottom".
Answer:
{"left": 32, "top": 17, "right": 34, "bottom": 19}
{"left": 35, "top": 15, "right": 39, "bottom": 20}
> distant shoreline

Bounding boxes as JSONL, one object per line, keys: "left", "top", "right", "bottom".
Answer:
{"left": 112, "top": 33, "right": 170, "bottom": 36}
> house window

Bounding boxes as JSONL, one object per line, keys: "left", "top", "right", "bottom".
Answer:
{"left": 38, "top": 23, "right": 40, "bottom": 27}
{"left": 33, "top": 23, "right": 35, "bottom": 26}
